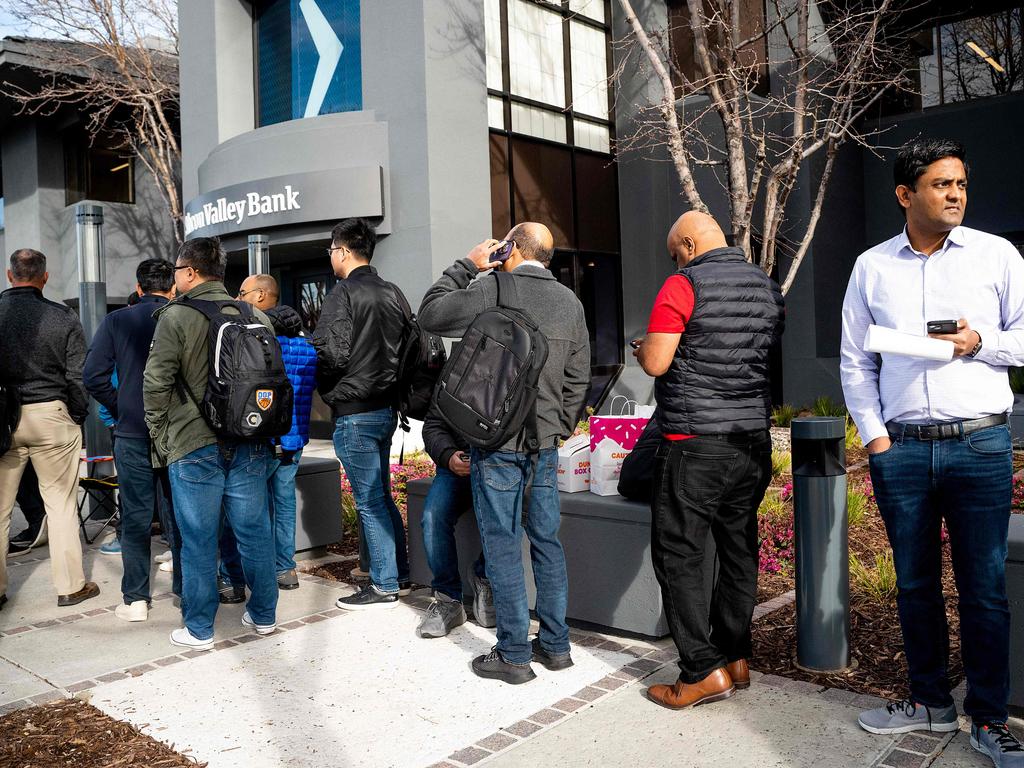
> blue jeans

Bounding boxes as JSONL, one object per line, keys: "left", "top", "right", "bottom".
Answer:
{"left": 169, "top": 442, "right": 277, "bottom": 640}
{"left": 333, "top": 408, "right": 408, "bottom": 593}
{"left": 868, "top": 423, "right": 1012, "bottom": 724}
{"left": 113, "top": 437, "right": 157, "bottom": 604}
{"left": 470, "top": 448, "right": 568, "bottom": 665}
{"left": 422, "top": 466, "right": 486, "bottom": 601}
{"left": 220, "top": 448, "right": 303, "bottom": 582}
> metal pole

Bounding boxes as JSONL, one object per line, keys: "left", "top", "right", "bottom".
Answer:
{"left": 75, "top": 203, "right": 112, "bottom": 461}
{"left": 248, "top": 234, "right": 270, "bottom": 275}
{"left": 792, "top": 416, "right": 851, "bottom": 673}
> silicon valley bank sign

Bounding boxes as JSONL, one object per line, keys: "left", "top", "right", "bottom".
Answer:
{"left": 183, "top": 168, "right": 384, "bottom": 240}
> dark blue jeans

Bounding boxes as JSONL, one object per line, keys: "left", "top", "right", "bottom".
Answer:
{"left": 422, "top": 465, "right": 486, "bottom": 601}
{"left": 470, "top": 448, "right": 567, "bottom": 665}
{"left": 333, "top": 408, "right": 408, "bottom": 593}
{"left": 113, "top": 437, "right": 157, "bottom": 604}
{"left": 869, "top": 423, "right": 1012, "bottom": 724}
{"left": 169, "top": 442, "right": 277, "bottom": 641}
{"left": 220, "top": 448, "right": 303, "bottom": 583}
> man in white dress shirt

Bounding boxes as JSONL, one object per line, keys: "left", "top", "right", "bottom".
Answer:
{"left": 841, "top": 138, "right": 1024, "bottom": 766}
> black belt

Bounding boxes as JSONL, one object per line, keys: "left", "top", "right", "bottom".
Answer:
{"left": 886, "top": 413, "right": 1007, "bottom": 441}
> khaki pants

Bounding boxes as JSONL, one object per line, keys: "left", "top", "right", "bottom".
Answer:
{"left": 0, "top": 401, "right": 85, "bottom": 597}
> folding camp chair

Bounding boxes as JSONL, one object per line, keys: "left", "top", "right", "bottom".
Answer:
{"left": 77, "top": 455, "right": 120, "bottom": 544}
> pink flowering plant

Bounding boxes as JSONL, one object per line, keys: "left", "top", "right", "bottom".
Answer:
{"left": 757, "top": 490, "right": 794, "bottom": 574}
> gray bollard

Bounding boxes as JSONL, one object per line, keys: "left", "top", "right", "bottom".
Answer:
{"left": 791, "top": 416, "right": 851, "bottom": 672}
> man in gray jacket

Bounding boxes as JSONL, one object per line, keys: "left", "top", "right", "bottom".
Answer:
{"left": 419, "top": 222, "right": 591, "bottom": 684}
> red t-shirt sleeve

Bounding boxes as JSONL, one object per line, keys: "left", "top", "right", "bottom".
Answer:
{"left": 647, "top": 274, "right": 695, "bottom": 333}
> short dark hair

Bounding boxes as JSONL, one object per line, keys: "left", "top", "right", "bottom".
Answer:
{"left": 894, "top": 139, "right": 969, "bottom": 191}
{"left": 508, "top": 224, "right": 554, "bottom": 267}
{"left": 136, "top": 258, "right": 174, "bottom": 294}
{"left": 9, "top": 249, "right": 46, "bottom": 282}
{"left": 176, "top": 237, "right": 227, "bottom": 280}
{"left": 330, "top": 218, "right": 377, "bottom": 261}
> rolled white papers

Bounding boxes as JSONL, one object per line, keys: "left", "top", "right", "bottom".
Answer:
{"left": 863, "top": 325, "right": 955, "bottom": 361}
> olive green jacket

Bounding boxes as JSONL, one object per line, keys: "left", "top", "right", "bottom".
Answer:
{"left": 143, "top": 281, "right": 272, "bottom": 467}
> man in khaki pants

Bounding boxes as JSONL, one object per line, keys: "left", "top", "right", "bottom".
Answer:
{"left": 0, "top": 249, "right": 99, "bottom": 608}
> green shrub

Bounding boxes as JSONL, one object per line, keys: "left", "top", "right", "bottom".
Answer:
{"left": 845, "top": 418, "right": 862, "bottom": 451}
{"left": 847, "top": 484, "right": 868, "bottom": 527}
{"left": 772, "top": 403, "right": 798, "bottom": 428}
{"left": 850, "top": 550, "right": 898, "bottom": 603}
{"left": 758, "top": 489, "right": 787, "bottom": 519}
{"left": 1010, "top": 367, "right": 1024, "bottom": 394}
{"left": 771, "top": 450, "right": 791, "bottom": 481}
{"left": 812, "top": 395, "right": 847, "bottom": 418}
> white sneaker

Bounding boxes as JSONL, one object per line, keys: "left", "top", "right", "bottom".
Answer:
{"left": 114, "top": 600, "right": 149, "bottom": 622}
{"left": 242, "top": 611, "right": 276, "bottom": 635}
{"left": 154, "top": 550, "right": 172, "bottom": 563}
{"left": 170, "top": 626, "right": 214, "bottom": 651}
{"left": 159, "top": 560, "right": 173, "bottom": 573}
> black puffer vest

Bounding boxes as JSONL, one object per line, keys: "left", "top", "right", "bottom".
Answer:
{"left": 655, "top": 247, "right": 785, "bottom": 435}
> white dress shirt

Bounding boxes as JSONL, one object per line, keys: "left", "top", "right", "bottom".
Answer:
{"left": 840, "top": 225, "right": 1024, "bottom": 445}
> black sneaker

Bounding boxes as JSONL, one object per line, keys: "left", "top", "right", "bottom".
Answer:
{"left": 531, "top": 637, "right": 574, "bottom": 670}
{"left": 8, "top": 524, "right": 46, "bottom": 558}
{"left": 218, "top": 577, "right": 246, "bottom": 604}
{"left": 472, "top": 647, "right": 537, "bottom": 685}
{"left": 0, "top": 594, "right": 7, "bottom": 611}
{"left": 336, "top": 584, "right": 399, "bottom": 611}
{"left": 399, "top": 581, "right": 413, "bottom": 597}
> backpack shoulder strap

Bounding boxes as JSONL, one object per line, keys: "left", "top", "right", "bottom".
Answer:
{"left": 494, "top": 270, "right": 520, "bottom": 310}
{"left": 178, "top": 296, "right": 254, "bottom": 322}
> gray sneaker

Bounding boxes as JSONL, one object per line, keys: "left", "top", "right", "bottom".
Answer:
{"left": 858, "top": 699, "right": 959, "bottom": 735}
{"left": 277, "top": 569, "right": 299, "bottom": 590}
{"left": 417, "top": 593, "right": 467, "bottom": 638}
{"left": 972, "top": 722, "right": 1024, "bottom": 767}
{"left": 472, "top": 573, "right": 495, "bottom": 628}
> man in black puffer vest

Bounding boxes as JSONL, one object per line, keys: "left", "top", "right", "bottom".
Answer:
{"left": 635, "top": 211, "right": 784, "bottom": 711}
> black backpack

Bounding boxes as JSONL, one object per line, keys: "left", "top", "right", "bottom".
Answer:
{"left": 176, "top": 297, "right": 294, "bottom": 440}
{"left": 391, "top": 286, "right": 447, "bottom": 424}
{"left": 0, "top": 383, "right": 20, "bottom": 457}
{"left": 433, "top": 271, "right": 548, "bottom": 450}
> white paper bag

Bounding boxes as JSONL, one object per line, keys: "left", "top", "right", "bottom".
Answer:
{"left": 590, "top": 436, "right": 633, "bottom": 496}
{"left": 557, "top": 433, "right": 590, "bottom": 493}
{"left": 863, "top": 325, "right": 954, "bottom": 361}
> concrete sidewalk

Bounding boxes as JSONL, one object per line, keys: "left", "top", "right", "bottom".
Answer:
{"left": 1, "top": 520, "right": 1017, "bottom": 768}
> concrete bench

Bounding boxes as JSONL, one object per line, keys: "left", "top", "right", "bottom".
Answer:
{"left": 1009, "top": 514, "right": 1024, "bottom": 714}
{"left": 294, "top": 455, "right": 343, "bottom": 555}
{"left": 407, "top": 478, "right": 717, "bottom": 638}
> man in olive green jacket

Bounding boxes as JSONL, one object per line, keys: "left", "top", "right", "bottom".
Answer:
{"left": 143, "top": 237, "right": 278, "bottom": 651}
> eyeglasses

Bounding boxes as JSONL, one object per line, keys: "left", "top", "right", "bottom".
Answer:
{"left": 173, "top": 264, "right": 193, "bottom": 272}
{"left": 237, "top": 288, "right": 263, "bottom": 298}
{"left": 325, "top": 245, "right": 347, "bottom": 258}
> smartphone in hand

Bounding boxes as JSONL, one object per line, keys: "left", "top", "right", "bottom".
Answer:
{"left": 492, "top": 240, "right": 516, "bottom": 264}
{"left": 927, "top": 320, "right": 959, "bottom": 334}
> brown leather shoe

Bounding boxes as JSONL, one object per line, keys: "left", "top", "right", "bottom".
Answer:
{"left": 726, "top": 659, "right": 750, "bottom": 690}
{"left": 646, "top": 667, "right": 735, "bottom": 710}
{"left": 57, "top": 582, "right": 100, "bottom": 607}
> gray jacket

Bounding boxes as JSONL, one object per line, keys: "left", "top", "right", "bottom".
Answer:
{"left": 419, "top": 259, "right": 591, "bottom": 451}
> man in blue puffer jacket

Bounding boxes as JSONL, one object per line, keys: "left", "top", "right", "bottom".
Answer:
{"left": 219, "top": 275, "right": 317, "bottom": 595}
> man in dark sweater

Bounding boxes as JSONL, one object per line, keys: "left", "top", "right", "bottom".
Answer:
{"left": 0, "top": 249, "right": 98, "bottom": 609}
{"left": 635, "top": 211, "right": 784, "bottom": 710}
{"left": 84, "top": 259, "right": 175, "bottom": 622}
{"left": 417, "top": 405, "right": 492, "bottom": 638}
{"left": 419, "top": 222, "right": 591, "bottom": 685}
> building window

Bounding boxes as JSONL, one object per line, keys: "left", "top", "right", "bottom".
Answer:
{"left": 917, "top": 7, "right": 1023, "bottom": 108}
{"left": 64, "top": 132, "right": 135, "bottom": 206}
{"left": 254, "top": 0, "right": 362, "bottom": 127}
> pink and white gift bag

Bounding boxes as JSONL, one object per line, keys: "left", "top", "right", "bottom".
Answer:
{"left": 588, "top": 398, "right": 653, "bottom": 496}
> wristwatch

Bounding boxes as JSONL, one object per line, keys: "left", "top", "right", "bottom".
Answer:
{"left": 968, "top": 332, "right": 983, "bottom": 358}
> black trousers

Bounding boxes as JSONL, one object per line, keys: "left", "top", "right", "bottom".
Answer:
{"left": 651, "top": 431, "right": 772, "bottom": 683}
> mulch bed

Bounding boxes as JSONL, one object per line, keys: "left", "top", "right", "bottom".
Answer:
{"left": 0, "top": 699, "right": 206, "bottom": 767}
{"left": 751, "top": 464, "right": 964, "bottom": 699}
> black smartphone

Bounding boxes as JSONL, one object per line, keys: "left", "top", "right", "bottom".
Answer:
{"left": 492, "top": 239, "right": 516, "bottom": 263}
{"left": 927, "top": 320, "right": 959, "bottom": 334}
{"left": 629, "top": 339, "right": 642, "bottom": 349}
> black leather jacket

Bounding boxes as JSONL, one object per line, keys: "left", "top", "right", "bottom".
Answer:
{"left": 311, "top": 265, "right": 407, "bottom": 416}
{"left": 0, "top": 286, "right": 89, "bottom": 423}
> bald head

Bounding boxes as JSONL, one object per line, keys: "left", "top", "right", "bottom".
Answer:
{"left": 667, "top": 211, "right": 728, "bottom": 268}
{"left": 238, "top": 273, "right": 279, "bottom": 310}
{"left": 507, "top": 222, "right": 554, "bottom": 266}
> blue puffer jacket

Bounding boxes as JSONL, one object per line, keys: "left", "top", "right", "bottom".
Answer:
{"left": 266, "top": 305, "right": 317, "bottom": 452}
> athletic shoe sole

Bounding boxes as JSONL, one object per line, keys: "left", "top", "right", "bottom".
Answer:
{"left": 170, "top": 633, "right": 214, "bottom": 651}
{"left": 858, "top": 720, "right": 960, "bottom": 735}
{"left": 335, "top": 598, "right": 399, "bottom": 611}
{"left": 241, "top": 614, "right": 277, "bottom": 635}
{"left": 645, "top": 686, "right": 736, "bottom": 710}
{"left": 471, "top": 665, "right": 537, "bottom": 685}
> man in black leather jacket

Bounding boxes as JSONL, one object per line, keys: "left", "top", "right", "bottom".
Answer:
{"left": 311, "top": 218, "right": 411, "bottom": 610}
{"left": 0, "top": 249, "right": 99, "bottom": 609}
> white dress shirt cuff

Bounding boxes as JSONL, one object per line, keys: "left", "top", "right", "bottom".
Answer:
{"left": 855, "top": 413, "right": 889, "bottom": 446}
